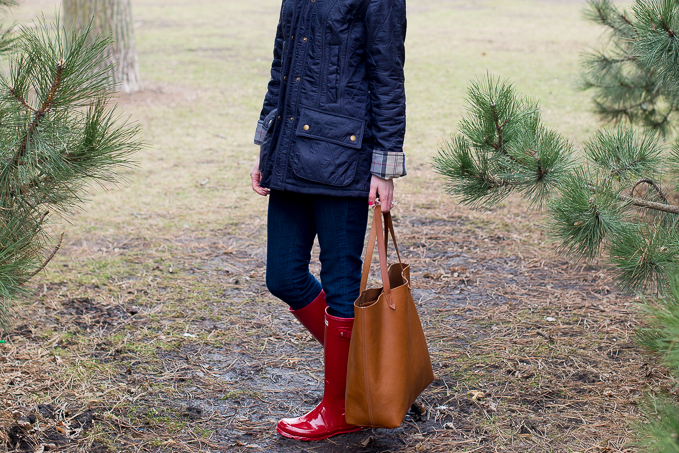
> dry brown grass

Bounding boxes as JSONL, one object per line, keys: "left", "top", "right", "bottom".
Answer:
{"left": 2, "top": 192, "right": 672, "bottom": 452}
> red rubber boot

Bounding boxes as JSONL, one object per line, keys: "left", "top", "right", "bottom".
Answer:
{"left": 277, "top": 308, "right": 362, "bottom": 440}
{"left": 289, "top": 290, "right": 328, "bottom": 346}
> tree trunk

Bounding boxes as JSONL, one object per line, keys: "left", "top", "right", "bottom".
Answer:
{"left": 63, "top": 0, "right": 141, "bottom": 94}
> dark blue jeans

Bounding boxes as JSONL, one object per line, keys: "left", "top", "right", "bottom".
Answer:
{"left": 266, "top": 190, "right": 369, "bottom": 318}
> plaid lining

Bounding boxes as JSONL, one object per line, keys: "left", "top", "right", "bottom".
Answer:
{"left": 254, "top": 119, "right": 266, "bottom": 146}
{"left": 371, "top": 150, "right": 407, "bottom": 179}
{"left": 254, "top": 109, "right": 278, "bottom": 146}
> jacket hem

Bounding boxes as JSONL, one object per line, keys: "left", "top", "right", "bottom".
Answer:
{"left": 262, "top": 182, "right": 369, "bottom": 198}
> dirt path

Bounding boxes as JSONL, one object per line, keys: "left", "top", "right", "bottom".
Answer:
{"left": 1, "top": 195, "right": 661, "bottom": 452}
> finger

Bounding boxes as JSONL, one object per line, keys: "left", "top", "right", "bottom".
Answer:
{"left": 382, "top": 195, "right": 391, "bottom": 212}
{"left": 251, "top": 172, "right": 268, "bottom": 196}
{"left": 381, "top": 185, "right": 393, "bottom": 213}
{"left": 368, "top": 180, "right": 378, "bottom": 208}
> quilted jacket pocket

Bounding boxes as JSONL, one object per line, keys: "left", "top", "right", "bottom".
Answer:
{"left": 293, "top": 107, "right": 365, "bottom": 187}
{"left": 259, "top": 108, "right": 277, "bottom": 172}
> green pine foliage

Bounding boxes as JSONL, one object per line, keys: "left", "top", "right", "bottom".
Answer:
{"left": 581, "top": 0, "right": 679, "bottom": 135}
{"left": 585, "top": 127, "right": 664, "bottom": 181}
{"left": 433, "top": 75, "right": 677, "bottom": 291}
{"left": 609, "top": 224, "right": 679, "bottom": 293}
{"left": 634, "top": 0, "right": 679, "bottom": 94}
{"left": 432, "top": 76, "right": 574, "bottom": 209}
{"left": 0, "top": 18, "right": 141, "bottom": 328}
{"left": 436, "top": 1, "right": 679, "bottom": 450}
{"left": 638, "top": 275, "right": 679, "bottom": 367}
{"left": 547, "top": 168, "right": 630, "bottom": 261}
{"left": 635, "top": 277, "right": 679, "bottom": 452}
{"left": 635, "top": 395, "right": 679, "bottom": 453}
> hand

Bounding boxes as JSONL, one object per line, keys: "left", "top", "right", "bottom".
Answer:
{"left": 369, "top": 175, "right": 394, "bottom": 213}
{"left": 251, "top": 155, "right": 270, "bottom": 196}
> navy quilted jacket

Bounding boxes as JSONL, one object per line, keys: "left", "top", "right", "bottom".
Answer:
{"left": 256, "top": 0, "right": 407, "bottom": 197}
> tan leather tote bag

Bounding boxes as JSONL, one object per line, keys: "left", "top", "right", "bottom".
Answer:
{"left": 345, "top": 206, "right": 435, "bottom": 428}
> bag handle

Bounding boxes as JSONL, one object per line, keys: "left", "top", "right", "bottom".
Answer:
{"left": 360, "top": 206, "right": 401, "bottom": 309}
{"left": 384, "top": 211, "right": 403, "bottom": 266}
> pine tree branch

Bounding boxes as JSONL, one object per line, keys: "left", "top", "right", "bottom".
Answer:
{"left": 631, "top": 178, "right": 669, "bottom": 203}
{"left": 588, "top": 183, "right": 679, "bottom": 214}
{"left": 479, "top": 173, "right": 511, "bottom": 189}
{"left": 657, "top": 17, "right": 676, "bottom": 38}
{"left": 489, "top": 102, "right": 509, "bottom": 152}
{"left": 9, "top": 87, "right": 36, "bottom": 113}
{"left": 594, "top": 100, "right": 675, "bottom": 131}
{"left": 598, "top": 55, "right": 638, "bottom": 65}
{"left": 27, "top": 231, "right": 63, "bottom": 278}
{"left": 620, "top": 13, "right": 632, "bottom": 26}
{"left": 620, "top": 193, "right": 679, "bottom": 214}
{"left": 40, "top": 59, "right": 64, "bottom": 112}
{"left": 610, "top": 156, "right": 646, "bottom": 176}
{"left": 11, "top": 113, "right": 44, "bottom": 166}
{"left": 11, "top": 59, "right": 65, "bottom": 167}
{"left": 586, "top": 1, "right": 634, "bottom": 34}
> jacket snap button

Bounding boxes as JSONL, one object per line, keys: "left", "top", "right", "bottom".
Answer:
{"left": 302, "top": 37, "right": 308, "bottom": 42}
{"left": 350, "top": 135, "right": 357, "bottom": 142}
{"left": 283, "top": 76, "right": 287, "bottom": 80}
{"left": 289, "top": 117, "right": 294, "bottom": 121}
{"left": 303, "top": 124, "right": 310, "bottom": 131}
{"left": 296, "top": 77, "right": 300, "bottom": 82}
{"left": 277, "top": 115, "right": 281, "bottom": 120}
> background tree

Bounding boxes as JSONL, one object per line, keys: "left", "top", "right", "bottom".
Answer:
{"left": 580, "top": 0, "right": 679, "bottom": 135}
{"left": 63, "top": 0, "right": 141, "bottom": 93}
{"left": 434, "top": 1, "right": 679, "bottom": 450}
{"left": 0, "top": 17, "right": 142, "bottom": 328}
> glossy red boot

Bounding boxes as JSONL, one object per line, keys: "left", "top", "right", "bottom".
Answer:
{"left": 277, "top": 309, "right": 362, "bottom": 441}
{"left": 289, "top": 290, "right": 328, "bottom": 345}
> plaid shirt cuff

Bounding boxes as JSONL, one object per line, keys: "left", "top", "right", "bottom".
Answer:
{"left": 254, "top": 109, "right": 278, "bottom": 146}
{"left": 254, "top": 119, "right": 266, "bottom": 146}
{"left": 371, "top": 150, "right": 407, "bottom": 179}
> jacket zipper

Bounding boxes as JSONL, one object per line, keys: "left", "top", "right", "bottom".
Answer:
{"left": 318, "top": 0, "right": 341, "bottom": 108}
{"left": 339, "top": 20, "right": 355, "bottom": 111}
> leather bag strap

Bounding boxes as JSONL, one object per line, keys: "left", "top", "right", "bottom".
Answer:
{"left": 383, "top": 212, "right": 402, "bottom": 265}
{"left": 360, "top": 207, "right": 378, "bottom": 293}
{"left": 360, "top": 206, "right": 394, "bottom": 309}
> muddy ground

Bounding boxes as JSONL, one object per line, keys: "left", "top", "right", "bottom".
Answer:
{"left": 1, "top": 196, "right": 666, "bottom": 453}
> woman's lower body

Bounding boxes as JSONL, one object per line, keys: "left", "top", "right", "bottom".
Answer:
{"left": 265, "top": 189, "right": 368, "bottom": 440}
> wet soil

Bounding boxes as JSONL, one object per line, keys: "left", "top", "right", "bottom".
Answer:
{"left": 0, "top": 199, "right": 660, "bottom": 452}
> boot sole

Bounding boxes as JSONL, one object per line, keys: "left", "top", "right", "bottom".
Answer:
{"left": 276, "top": 425, "right": 362, "bottom": 441}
